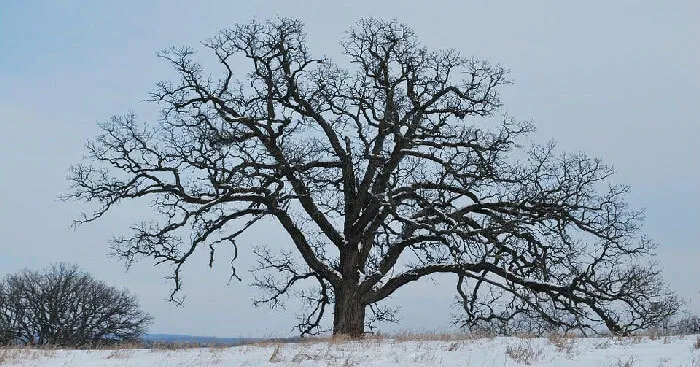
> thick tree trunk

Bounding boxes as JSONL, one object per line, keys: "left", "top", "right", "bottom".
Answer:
{"left": 332, "top": 284, "right": 365, "bottom": 337}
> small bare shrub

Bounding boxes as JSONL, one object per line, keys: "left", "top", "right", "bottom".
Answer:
{"left": 505, "top": 341, "right": 543, "bottom": 365}
{"left": 616, "top": 355, "right": 637, "bottom": 367}
{"left": 412, "top": 349, "right": 436, "bottom": 364}
{"left": 547, "top": 333, "right": 576, "bottom": 358}
{"left": 333, "top": 358, "right": 359, "bottom": 367}
{"left": 291, "top": 351, "right": 315, "bottom": 363}
{"left": 269, "top": 345, "right": 282, "bottom": 363}
{"left": 694, "top": 336, "right": 700, "bottom": 350}
{"left": 594, "top": 339, "right": 612, "bottom": 349}
{"left": 106, "top": 349, "right": 134, "bottom": 359}
{"left": 446, "top": 341, "right": 459, "bottom": 351}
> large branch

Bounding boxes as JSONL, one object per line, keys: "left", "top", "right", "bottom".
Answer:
{"left": 364, "top": 261, "right": 628, "bottom": 333}
{"left": 270, "top": 207, "right": 341, "bottom": 286}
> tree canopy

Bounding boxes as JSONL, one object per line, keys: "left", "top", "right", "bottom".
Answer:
{"left": 0, "top": 263, "right": 151, "bottom": 347}
{"left": 67, "top": 18, "right": 678, "bottom": 337}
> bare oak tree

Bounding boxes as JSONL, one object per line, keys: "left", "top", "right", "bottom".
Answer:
{"left": 0, "top": 264, "right": 152, "bottom": 347}
{"left": 66, "top": 18, "right": 677, "bottom": 337}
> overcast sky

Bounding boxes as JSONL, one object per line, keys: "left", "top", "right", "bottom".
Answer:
{"left": 1, "top": 1, "right": 698, "bottom": 337}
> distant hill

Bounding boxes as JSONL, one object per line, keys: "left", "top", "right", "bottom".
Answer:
{"left": 143, "top": 334, "right": 255, "bottom": 346}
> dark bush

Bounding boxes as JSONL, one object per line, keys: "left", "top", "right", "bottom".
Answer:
{"left": 675, "top": 314, "right": 700, "bottom": 334}
{"left": 0, "top": 263, "right": 152, "bottom": 347}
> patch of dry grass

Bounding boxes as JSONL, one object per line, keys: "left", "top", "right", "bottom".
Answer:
{"left": 268, "top": 344, "right": 282, "bottom": 362}
{"left": 615, "top": 355, "right": 637, "bottom": 367}
{"left": 257, "top": 330, "right": 495, "bottom": 346}
{"left": 547, "top": 333, "right": 578, "bottom": 358}
{"left": 505, "top": 340, "right": 544, "bottom": 365}
{"left": 390, "top": 330, "right": 494, "bottom": 342}
{"left": 105, "top": 348, "right": 135, "bottom": 359}
{"left": 0, "top": 347, "right": 56, "bottom": 365}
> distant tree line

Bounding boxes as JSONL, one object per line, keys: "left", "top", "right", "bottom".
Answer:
{"left": 0, "top": 263, "right": 151, "bottom": 347}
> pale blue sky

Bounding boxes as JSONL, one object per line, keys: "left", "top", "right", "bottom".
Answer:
{"left": 1, "top": 0, "right": 698, "bottom": 337}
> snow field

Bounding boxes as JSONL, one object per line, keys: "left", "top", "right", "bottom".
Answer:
{"left": 1, "top": 334, "right": 700, "bottom": 366}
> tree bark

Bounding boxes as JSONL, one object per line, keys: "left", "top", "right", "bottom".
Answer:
{"left": 332, "top": 284, "right": 365, "bottom": 337}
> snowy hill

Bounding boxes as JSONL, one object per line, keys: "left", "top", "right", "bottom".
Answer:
{"left": 1, "top": 335, "right": 699, "bottom": 366}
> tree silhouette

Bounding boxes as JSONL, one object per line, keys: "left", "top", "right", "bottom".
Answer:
{"left": 0, "top": 264, "right": 151, "bottom": 346}
{"left": 67, "top": 18, "right": 677, "bottom": 337}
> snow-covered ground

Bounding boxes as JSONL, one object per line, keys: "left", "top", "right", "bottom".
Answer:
{"left": 2, "top": 335, "right": 699, "bottom": 366}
